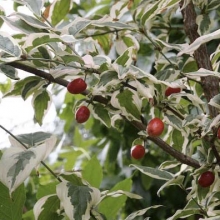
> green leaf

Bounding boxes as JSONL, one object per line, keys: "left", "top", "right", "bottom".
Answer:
{"left": 21, "top": 77, "right": 42, "bottom": 100}
{"left": 93, "top": 104, "right": 111, "bottom": 128}
{"left": 14, "top": 131, "right": 53, "bottom": 147}
{"left": 111, "top": 89, "right": 142, "bottom": 120}
{"left": 178, "top": 29, "right": 220, "bottom": 56}
{"left": 0, "top": 135, "right": 57, "bottom": 193}
{"left": 0, "top": 182, "right": 25, "bottom": 220}
{"left": 172, "top": 130, "right": 184, "bottom": 151}
{"left": 0, "top": 64, "right": 19, "bottom": 80}
{"left": 114, "top": 47, "right": 134, "bottom": 67}
{"left": 69, "top": 17, "right": 91, "bottom": 36}
{"left": 34, "top": 195, "right": 62, "bottom": 220}
{"left": 94, "top": 21, "right": 135, "bottom": 30}
{"left": 197, "top": 14, "right": 211, "bottom": 35}
{"left": 167, "top": 208, "right": 201, "bottom": 220}
{"left": 60, "top": 173, "right": 85, "bottom": 186}
{"left": 7, "top": 151, "right": 36, "bottom": 189}
{"left": 209, "top": 94, "right": 220, "bottom": 109}
{"left": 141, "top": 1, "right": 160, "bottom": 25}
{"left": 1, "top": 16, "right": 44, "bottom": 34}
{"left": 23, "top": 0, "right": 44, "bottom": 16}
{"left": 4, "top": 76, "right": 41, "bottom": 98}
{"left": 36, "top": 182, "right": 57, "bottom": 200}
{"left": 93, "top": 33, "right": 112, "bottom": 54}
{"left": 98, "top": 178, "right": 132, "bottom": 219}
{"left": 32, "top": 89, "right": 51, "bottom": 125}
{"left": 16, "top": 13, "right": 48, "bottom": 29}
{"left": 130, "top": 165, "right": 174, "bottom": 180}
{"left": 125, "top": 205, "right": 162, "bottom": 220}
{"left": 51, "top": 0, "right": 71, "bottom": 26}
{"left": 82, "top": 156, "right": 103, "bottom": 188}
{"left": 56, "top": 182, "right": 101, "bottom": 220}
{"left": 0, "top": 32, "right": 21, "bottom": 57}
{"left": 157, "top": 175, "right": 185, "bottom": 196}
{"left": 25, "top": 33, "right": 61, "bottom": 52}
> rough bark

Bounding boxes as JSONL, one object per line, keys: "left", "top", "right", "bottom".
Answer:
{"left": 180, "top": 0, "right": 219, "bottom": 118}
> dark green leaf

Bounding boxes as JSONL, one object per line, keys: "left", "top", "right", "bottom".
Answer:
{"left": 0, "top": 65, "right": 19, "bottom": 80}
{"left": 32, "top": 89, "right": 51, "bottom": 125}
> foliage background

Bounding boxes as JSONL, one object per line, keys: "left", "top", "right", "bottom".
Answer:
{"left": 0, "top": 0, "right": 220, "bottom": 220}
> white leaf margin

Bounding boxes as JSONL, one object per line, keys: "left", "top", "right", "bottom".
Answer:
{"left": 0, "top": 135, "right": 56, "bottom": 194}
{"left": 56, "top": 181, "right": 101, "bottom": 220}
{"left": 178, "top": 29, "right": 220, "bottom": 56}
{"left": 33, "top": 194, "right": 57, "bottom": 220}
{"left": 125, "top": 205, "right": 163, "bottom": 220}
{"left": 0, "top": 31, "right": 21, "bottom": 57}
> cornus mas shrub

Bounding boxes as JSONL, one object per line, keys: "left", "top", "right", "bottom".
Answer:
{"left": 0, "top": 0, "right": 220, "bottom": 219}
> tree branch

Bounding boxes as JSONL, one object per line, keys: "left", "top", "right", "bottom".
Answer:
{"left": 131, "top": 120, "right": 200, "bottom": 168}
{"left": 6, "top": 61, "right": 200, "bottom": 168}
{"left": 180, "top": 0, "right": 219, "bottom": 118}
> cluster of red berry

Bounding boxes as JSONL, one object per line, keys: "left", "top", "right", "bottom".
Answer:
{"left": 67, "top": 81, "right": 216, "bottom": 188}
{"left": 67, "top": 78, "right": 90, "bottom": 123}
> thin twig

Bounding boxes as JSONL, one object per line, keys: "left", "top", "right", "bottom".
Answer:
{"left": 6, "top": 61, "right": 200, "bottom": 168}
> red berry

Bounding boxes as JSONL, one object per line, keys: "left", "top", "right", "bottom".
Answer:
{"left": 165, "top": 87, "right": 181, "bottom": 97}
{"left": 75, "top": 106, "right": 90, "bottom": 123}
{"left": 217, "top": 128, "right": 220, "bottom": 139}
{"left": 131, "top": 145, "right": 145, "bottom": 159}
{"left": 67, "top": 78, "right": 87, "bottom": 94}
{"left": 198, "top": 171, "right": 215, "bottom": 188}
{"left": 147, "top": 118, "right": 164, "bottom": 137}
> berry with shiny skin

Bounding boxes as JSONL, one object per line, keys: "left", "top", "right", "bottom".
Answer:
{"left": 198, "top": 171, "right": 215, "bottom": 188}
{"left": 67, "top": 78, "right": 87, "bottom": 94}
{"left": 165, "top": 87, "right": 181, "bottom": 97}
{"left": 75, "top": 106, "right": 90, "bottom": 123}
{"left": 147, "top": 118, "right": 164, "bottom": 137}
{"left": 131, "top": 145, "right": 145, "bottom": 159}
